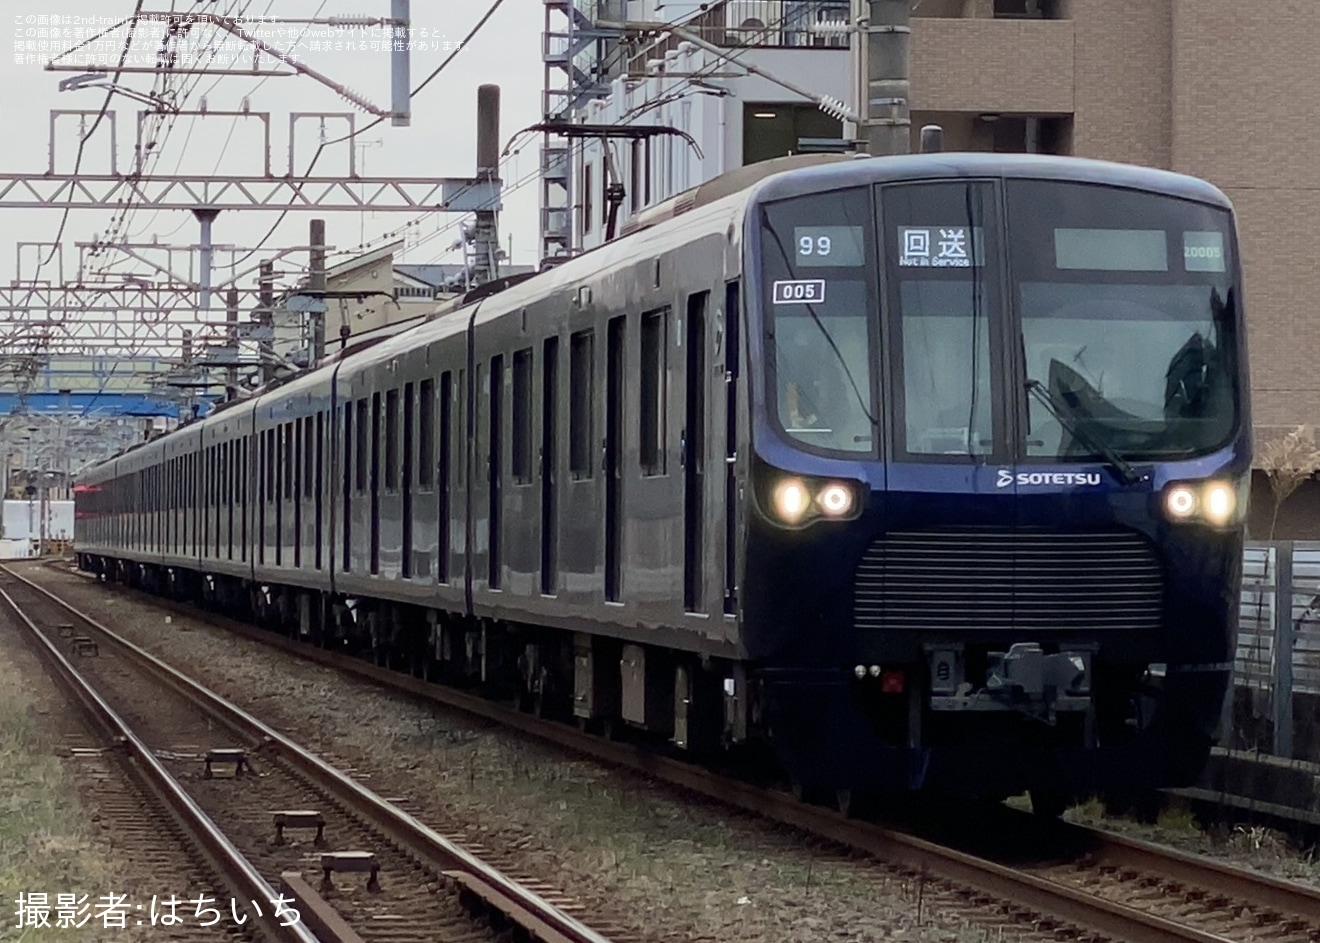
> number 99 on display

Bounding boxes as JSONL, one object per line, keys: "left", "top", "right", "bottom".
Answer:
{"left": 799, "top": 235, "right": 832, "bottom": 258}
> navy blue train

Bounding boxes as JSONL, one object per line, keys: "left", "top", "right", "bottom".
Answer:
{"left": 75, "top": 152, "right": 1250, "bottom": 815}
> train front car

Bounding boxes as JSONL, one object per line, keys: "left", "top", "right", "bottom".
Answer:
{"left": 741, "top": 155, "right": 1249, "bottom": 812}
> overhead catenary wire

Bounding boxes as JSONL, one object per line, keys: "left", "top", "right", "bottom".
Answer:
{"left": 403, "top": 3, "right": 806, "bottom": 267}
{"left": 96, "top": 0, "right": 255, "bottom": 269}
{"left": 369, "top": 2, "right": 749, "bottom": 266}
{"left": 223, "top": 0, "right": 509, "bottom": 274}
{"left": 34, "top": 0, "right": 147, "bottom": 280}
{"left": 120, "top": 0, "right": 328, "bottom": 245}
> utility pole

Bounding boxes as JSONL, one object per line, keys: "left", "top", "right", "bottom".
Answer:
{"left": 225, "top": 287, "right": 240, "bottom": 401}
{"left": 862, "top": 0, "right": 911, "bottom": 157}
{"left": 258, "top": 261, "right": 276, "bottom": 386}
{"left": 192, "top": 208, "right": 221, "bottom": 310}
{"left": 470, "top": 85, "right": 502, "bottom": 287}
{"left": 308, "top": 219, "right": 327, "bottom": 364}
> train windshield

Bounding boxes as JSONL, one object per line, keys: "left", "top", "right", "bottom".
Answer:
{"left": 1006, "top": 179, "right": 1240, "bottom": 462}
{"left": 758, "top": 186, "right": 879, "bottom": 454}
{"left": 759, "top": 177, "right": 1241, "bottom": 463}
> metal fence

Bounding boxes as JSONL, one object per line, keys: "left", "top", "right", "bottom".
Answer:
{"left": 1229, "top": 541, "right": 1320, "bottom": 759}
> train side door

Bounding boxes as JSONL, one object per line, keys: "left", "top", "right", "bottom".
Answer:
{"left": 604, "top": 315, "right": 626, "bottom": 602}
{"left": 722, "top": 280, "right": 741, "bottom": 617}
{"left": 683, "top": 291, "right": 709, "bottom": 612}
{"left": 540, "top": 336, "right": 559, "bottom": 596}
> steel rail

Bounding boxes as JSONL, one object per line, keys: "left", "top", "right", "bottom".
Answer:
{"left": 1061, "top": 825, "right": 1320, "bottom": 924}
{"left": 1, "top": 564, "right": 615, "bottom": 943}
{"left": 43, "top": 564, "right": 1320, "bottom": 943}
{"left": 0, "top": 580, "right": 322, "bottom": 943}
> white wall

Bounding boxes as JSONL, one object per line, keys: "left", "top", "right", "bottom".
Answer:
{"left": 2, "top": 499, "right": 74, "bottom": 542}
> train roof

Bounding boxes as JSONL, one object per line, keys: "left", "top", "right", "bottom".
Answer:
{"left": 75, "top": 151, "right": 1234, "bottom": 481}
{"left": 746, "top": 151, "right": 1235, "bottom": 210}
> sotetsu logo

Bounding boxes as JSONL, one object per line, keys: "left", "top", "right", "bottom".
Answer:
{"left": 996, "top": 469, "right": 1103, "bottom": 488}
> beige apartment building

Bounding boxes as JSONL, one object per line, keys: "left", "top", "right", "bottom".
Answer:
{"left": 904, "top": 0, "right": 1320, "bottom": 534}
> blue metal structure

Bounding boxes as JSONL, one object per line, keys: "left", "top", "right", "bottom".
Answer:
{"left": 0, "top": 392, "right": 184, "bottom": 418}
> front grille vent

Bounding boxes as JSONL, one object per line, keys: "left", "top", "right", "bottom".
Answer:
{"left": 853, "top": 528, "right": 1164, "bottom": 632}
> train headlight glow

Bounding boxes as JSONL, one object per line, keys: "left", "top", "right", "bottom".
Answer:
{"left": 1163, "top": 479, "right": 1243, "bottom": 527}
{"left": 1204, "top": 482, "right": 1235, "bottom": 524}
{"left": 818, "top": 484, "right": 854, "bottom": 516}
{"left": 1165, "top": 486, "right": 1197, "bottom": 518}
{"left": 773, "top": 479, "right": 811, "bottom": 524}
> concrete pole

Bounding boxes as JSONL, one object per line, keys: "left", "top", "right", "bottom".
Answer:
{"left": 390, "top": 0, "right": 411, "bottom": 127}
{"left": 866, "top": 1, "right": 911, "bottom": 157}
{"left": 309, "top": 219, "right": 327, "bottom": 364}
{"left": 225, "top": 287, "right": 240, "bottom": 400}
{"left": 193, "top": 208, "right": 221, "bottom": 310}
{"left": 471, "top": 85, "right": 501, "bottom": 287}
{"left": 259, "top": 261, "right": 276, "bottom": 385}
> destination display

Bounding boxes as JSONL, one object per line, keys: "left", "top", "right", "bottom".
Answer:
{"left": 1054, "top": 228, "right": 1169, "bottom": 272}
{"left": 897, "top": 226, "right": 986, "bottom": 268}
{"left": 793, "top": 225, "right": 866, "bottom": 267}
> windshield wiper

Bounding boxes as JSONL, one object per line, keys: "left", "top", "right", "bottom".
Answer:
{"left": 1025, "top": 379, "right": 1143, "bottom": 485}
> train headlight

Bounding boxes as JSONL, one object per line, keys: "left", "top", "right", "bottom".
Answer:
{"left": 1165, "top": 486, "right": 1197, "bottom": 519}
{"left": 773, "top": 479, "right": 811, "bottom": 524}
{"left": 760, "top": 470, "right": 865, "bottom": 528}
{"left": 1162, "top": 479, "right": 1243, "bottom": 527}
{"left": 818, "top": 484, "right": 854, "bottom": 517}
{"left": 1204, "top": 482, "right": 1235, "bottom": 524}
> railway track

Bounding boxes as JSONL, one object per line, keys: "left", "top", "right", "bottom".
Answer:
{"left": 0, "top": 563, "right": 623, "bottom": 943}
{"left": 26, "top": 559, "right": 1320, "bottom": 943}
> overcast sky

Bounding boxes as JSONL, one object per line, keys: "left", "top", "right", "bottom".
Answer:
{"left": 0, "top": 0, "right": 545, "bottom": 291}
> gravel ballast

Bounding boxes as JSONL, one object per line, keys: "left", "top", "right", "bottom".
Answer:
{"left": 28, "top": 563, "right": 1078, "bottom": 943}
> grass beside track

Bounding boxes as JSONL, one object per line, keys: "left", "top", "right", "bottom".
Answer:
{"left": 0, "top": 622, "right": 129, "bottom": 943}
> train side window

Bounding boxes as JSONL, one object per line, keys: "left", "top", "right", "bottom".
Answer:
{"left": 284, "top": 422, "right": 294, "bottom": 498}
{"left": 295, "top": 420, "right": 304, "bottom": 500}
{"left": 266, "top": 429, "right": 276, "bottom": 502}
{"left": 457, "top": 369, "right": 466, "bottom": 487}
{"left": 569, "top": 329, "right": 594, "bottom": 480}
{"left": 356, "top": 398, "right": 368, "bottom": 492}
{"left": 640, "top": 307, "right": 668, "bottom": 476}
{"left": 385, "top": 388, "right": 400, "bottom": 491}
{"left": 403, "top": 382, "right": 415, "bottom": 485}
{"left": 512, "top": 348, "right": 532, "bottom": 484}
{"left": 419, "top": 378, "right": 435, "bottom": 487}
{"left": 304, "top": 416, "right": 314, "bottom": 498}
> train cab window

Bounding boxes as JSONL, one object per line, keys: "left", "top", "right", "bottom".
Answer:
{"left": 385, "top": 389, "right": 399, "bottom": 491}
{"left": 1005, "top": 179, "right": 1241, "bottom": 462}
{"left": 569, "top": 330, "right": 594, "bottom": 479}
{"left": 759, "top": 186, "right": 878, "bottom": 455}
{"left": 640, "top": 308, "right": 668, "bottom": 475}
{"left": 419, "top": 378, "right": 435, "bottom": 487}
{"left": 881, "top": 180, "right": 1002, "bottom": 460}
{"left": 512, "top": 348, "right": 532, "bottom": 484}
